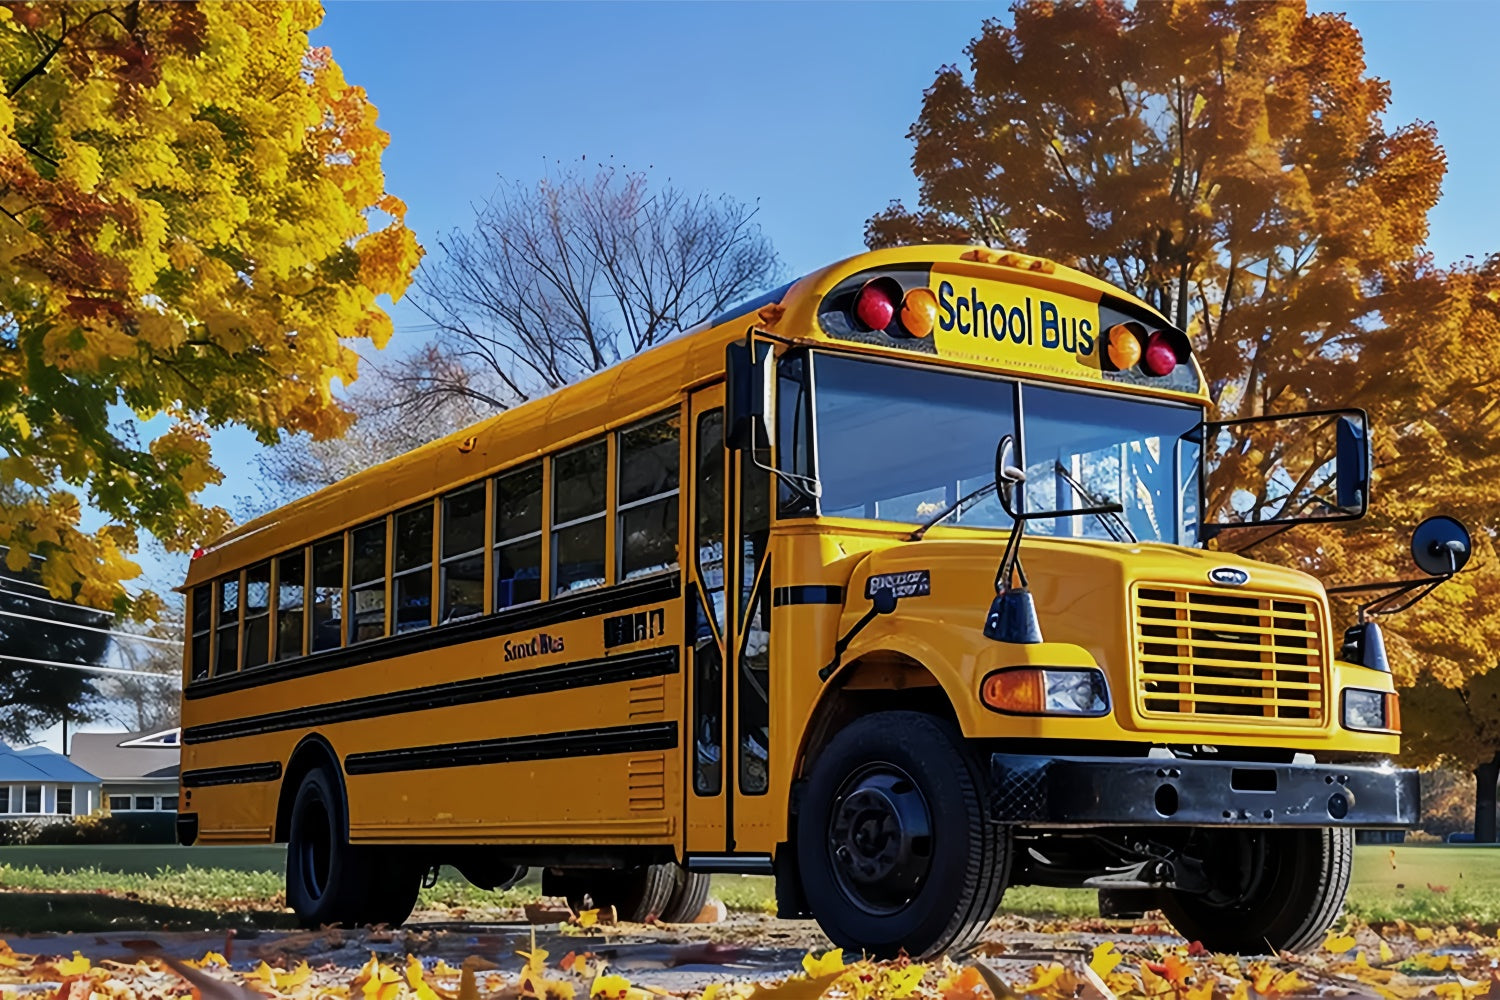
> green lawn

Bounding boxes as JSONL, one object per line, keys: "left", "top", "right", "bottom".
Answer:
{"left": 0, "top": 843, "right": 1495, "bottom": 932}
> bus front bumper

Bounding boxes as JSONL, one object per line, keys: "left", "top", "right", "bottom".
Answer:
{"left": 989, "top": 753, "right": 1419, "bottom": 828}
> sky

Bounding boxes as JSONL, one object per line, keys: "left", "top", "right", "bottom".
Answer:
{"left": 38, "top": 1, "right": 1500, "bottom": 747}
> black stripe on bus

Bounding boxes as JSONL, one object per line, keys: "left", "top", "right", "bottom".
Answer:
{"left": 773, "top": 585, "right": 844, "bottom": 607}
{"left": 344, "top": 721, "right": 678, "bottom": 776}
{"left": 181, "top": 647, "right": 678, "bottom": 745}
{"left": 181, "top": 761, "right": 283, "bottom": 788}
{"left": 184, "top": 574, "right": 681, "bottom": 701}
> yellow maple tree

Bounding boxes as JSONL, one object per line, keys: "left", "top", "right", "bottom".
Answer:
{"left": 0, "top": 1, "right": 422, "bottom": 612}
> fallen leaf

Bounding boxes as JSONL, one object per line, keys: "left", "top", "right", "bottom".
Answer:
{"left": 746, "top": 971, "right": 846, "bottom": 1000}
{"left": 802, "top": 951, "right": 845, "bottom": 978}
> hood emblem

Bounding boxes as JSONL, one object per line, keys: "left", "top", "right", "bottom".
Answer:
{"left": 1209, "top": 566, "right": 1250, "bottom": 587}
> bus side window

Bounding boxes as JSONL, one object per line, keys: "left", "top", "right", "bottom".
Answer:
{"left": 189, "top": 584, "right": 211, "bottom": 680}
{"left": 243, "top": 562, "right": 271, "bottom": 668}
{"left": 441, "top": 483, "right": 485, "bottom": 622}
{"left": 393, "top": 502, "right": 435, "bottom": 633}
{"left": 552, "top": 441, "right": 607, "bottom": 596}
{"left": 618, "top": 413, "right": 680, "bottom": 581}
{"left": 275, "top": 550, "right": 306, "bottom": 660}
{"left": 213, "top": 575, "right": 240, "bottom": 675}
{"left": 495, "top": 463, "right": 543, "bottom": 609}
{"left": 349, "top": 520, "right": 387, "bottom": 643}
{"left": 310, "top": 538, "right": 343, "bottom": 652}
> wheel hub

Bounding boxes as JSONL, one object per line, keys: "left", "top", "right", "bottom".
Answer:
{"left": 827, "top": 765, "right": 933, "bottom": 914}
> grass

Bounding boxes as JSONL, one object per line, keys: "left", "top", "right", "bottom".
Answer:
{"left": 0, "top": 843, "right": 1495, "bottom": 932}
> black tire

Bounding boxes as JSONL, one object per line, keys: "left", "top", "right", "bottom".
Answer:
{"left": 796, "top": 711, "right": 1009, "bottom": 959}
{"left": 542, "top": 864, "right": 678, "bottom": 922}
{"left": 286, "top": 767, "right": 422, "bottom": 928}
{"left": 660, "top": 867, "right": 712, "bottom": 923}
{"left": 1158, "top": 827, "right": 1353, "bottom": 954}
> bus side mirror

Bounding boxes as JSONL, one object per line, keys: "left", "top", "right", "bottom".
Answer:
{"left": 726, "top": 340, "right": 772, "bottom": 453}
{"left": 1335, "top": 414, "right": 1369, "bottom": 514}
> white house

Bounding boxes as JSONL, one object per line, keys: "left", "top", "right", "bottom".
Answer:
{"left": 0, "top": 743, "right": 101, "bottom": 821}
{"left": 68, "top": 728, "right": 180, "bottom": 814}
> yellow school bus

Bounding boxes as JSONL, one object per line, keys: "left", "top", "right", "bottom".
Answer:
{"left": 179, "top": 245, "right": 1434, "bottom": 958}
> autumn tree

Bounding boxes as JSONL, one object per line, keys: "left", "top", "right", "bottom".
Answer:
{"left": 0, "top": 2, "right": 422, "bottom": 615}
{"left": 868, "top": 0, "right": 1500, "bottom": 815}
{"left": 403, "top": 162, "right": 780, "bottom": 414}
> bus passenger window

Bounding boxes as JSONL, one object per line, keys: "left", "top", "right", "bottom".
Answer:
{"left": 190, "top": 585, "right": 211, "bottom": 680}
{"left": 242, "top": 562, "right": 271, "bottom": 668}
{"left": 393, "top": 503, "right": 434, "bottom": 633}
{"left": 495, "top": 464, "right": 542, "bottom": 609}
{"left": 552, "top": 442, "right": 606, "bottom": 595}
{"left": 275, "top": 550, "right": 306, "bottom": 660}
{"left": 213, "top": 576, "right": 240, "bottom": 675}
{"left": 349, "top": 521, "right": 387, "bottom": 643}
{"left": 310, "top": 538, "right": 343, "bottom": 652}
{"left": 618, "top": 414, "right": 680, "bottom": 581}
{"left": 441, "top": 483, "right": 485, "bottom": 622}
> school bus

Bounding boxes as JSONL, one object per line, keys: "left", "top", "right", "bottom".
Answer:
{"left": 178, "top": 244, "right": 1435, "bottom": 958}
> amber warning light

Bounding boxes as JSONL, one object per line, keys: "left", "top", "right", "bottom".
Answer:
{"left": 851, "top": 278, "right": 937, "bottom": 340}
{"left": 1103, "top": 322, "right": 1190, "bottom": 377}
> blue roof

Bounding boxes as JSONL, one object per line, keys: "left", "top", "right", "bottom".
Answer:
{"left": 0, "top": 743, "right": 99, "bottom": 784}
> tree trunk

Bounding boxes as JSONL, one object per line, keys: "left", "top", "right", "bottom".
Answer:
{"left": 1475, "top": 753, "right": 1500, "bottom": 843}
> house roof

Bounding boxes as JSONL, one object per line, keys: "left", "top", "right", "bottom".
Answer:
{"left": 0, "top": 743, "right": 99, "bottom": 784}
{"left": 68, "top": 730, "right": 180, "bottom": 783}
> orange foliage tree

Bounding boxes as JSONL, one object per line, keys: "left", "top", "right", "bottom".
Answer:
{"left": 0, "top": 1, "right": 422, "bottom": 614}
{"left": 867, "top": 0, "right": 1500, "bottom": 799}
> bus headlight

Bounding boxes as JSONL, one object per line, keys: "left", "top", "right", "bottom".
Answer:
{"left": 982, "top": 668, "right": 1110, "bottom": 716}
{"left": 1342, "top": 688, "right": 1399, "bottom": 733}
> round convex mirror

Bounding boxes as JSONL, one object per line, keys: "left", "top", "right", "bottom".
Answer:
{"left": 1411, "top": 515, "right": 1471, "bottom": 576}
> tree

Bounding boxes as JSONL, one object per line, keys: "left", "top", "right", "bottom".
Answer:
{"left": 404, "top": 162, "right": 780, "bottom": 414}
{"left": 0, "top": 556, "right": 108, "bottom": 744}
{"left": 0, "top": 1, "right": 422, "bottom": 614}
{"left": 867, "top": 0, "right": 1500, "bottom": 785}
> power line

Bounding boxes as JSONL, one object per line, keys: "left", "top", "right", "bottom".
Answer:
{"left": 0, "top": 608, "right": 182, "bottom": 647}
{"left": 0, "top": 653, "right": 181, "bottom": 683}
{"left": 0, "top": 584, "right": 184, "bottom": 631}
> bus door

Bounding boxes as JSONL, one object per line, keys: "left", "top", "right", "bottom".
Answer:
{"left": 684, "top": 382, "right": 775, "bottom": 857}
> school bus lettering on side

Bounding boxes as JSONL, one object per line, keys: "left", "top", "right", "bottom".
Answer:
{"left": 179, "top": 245, "right": 1458, "bottom": 960}
{"left": 502, "top": 632, "right": 564, "bottom": 662}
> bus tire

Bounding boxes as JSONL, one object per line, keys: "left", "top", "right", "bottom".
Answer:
{"left": 1157, "top": 827, "right": 1353, "bottom": 954}
{"left": 796, "top": 710, "right": 1008, "bottom": 959}
{"left": 286, "top": 767, "right": 420, "bottom": 928}
{"left": 660, "top": 867, "right": 712, "bottom": 923}
{"left": 542, "top": 864, "right": 677, "bottom": 923}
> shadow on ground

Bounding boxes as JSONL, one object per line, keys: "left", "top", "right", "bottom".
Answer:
{"left": 0, "top": 892, "right": 299, "bottom": 934}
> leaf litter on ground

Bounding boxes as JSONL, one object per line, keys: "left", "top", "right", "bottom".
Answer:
{"left": 5, "top": 919, "right": 1500, "bottom": 1000}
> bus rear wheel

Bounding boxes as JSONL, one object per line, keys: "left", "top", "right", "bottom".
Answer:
{"left": 542, "top": 864, "right": 678, "bottom": 923}
{"left": 1157, "top": 827, "right": 1353, "bottom": 954}
{"left": 796, "top": 711, "right": 1009, "bottom": 959}
{"left": 286, "top": 767, "right": 422, "bottom": 928}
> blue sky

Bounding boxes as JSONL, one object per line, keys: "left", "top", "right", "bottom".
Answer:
{"left": 179, "top": 0, "right": 1500, "bottom": 581}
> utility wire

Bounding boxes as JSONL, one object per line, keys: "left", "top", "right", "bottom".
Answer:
{"left": 0, "top": 584, "right": 184, "bottom": 631}
{"left": 0, "top": 653, "right": 181, "bottom": 682}
{"left": 0, "top": 608, "right": 181, "bottom": 646}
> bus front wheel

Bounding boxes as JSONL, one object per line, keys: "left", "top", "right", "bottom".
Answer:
{"left": 796, "top": 711, "right": 1009, "bottom": 959}
{"left": 1157, "top": 827, "right": 1353, "bottom": 954}
{"left": 286, "top": 767, "right": 422, "bottom": 928}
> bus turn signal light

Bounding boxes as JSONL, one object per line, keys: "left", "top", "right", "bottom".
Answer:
{"left": 981, "top": 667, "right": 1110, "bottom": 716}
{"left": 900, "top": 287, "right": 938, "bottom": 338}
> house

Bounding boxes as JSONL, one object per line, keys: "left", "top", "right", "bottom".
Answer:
{"left": 68, "top": 729, "right": 181, "bottom": 815}
{"left": 0, "top": 743, "right": 101, "bottom": 821}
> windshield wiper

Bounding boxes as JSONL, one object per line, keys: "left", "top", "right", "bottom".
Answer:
{"left": 908, "top": 481, "right": 997, "bottom": 541}
{"left": 1052, "top": 462, "right": 1138, "bottom": 543}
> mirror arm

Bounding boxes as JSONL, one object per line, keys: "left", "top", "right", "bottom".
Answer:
{"left": 1328, "top": 576, "right": 1451, "bottom": 622}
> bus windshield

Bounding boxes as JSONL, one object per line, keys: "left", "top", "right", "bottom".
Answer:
{"left": 804, "top": 353, "right": 1202, "bottom": 545}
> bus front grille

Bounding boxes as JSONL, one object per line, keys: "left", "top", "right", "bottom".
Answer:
{"left": 1132, "top": 585, "right": 1325, "bottom": 725}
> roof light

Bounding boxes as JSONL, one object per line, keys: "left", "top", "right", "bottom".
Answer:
{"left": 1142, "top": 331, "right": 1179, "bottom": 376}
{"left": 191, "top": 547, "right": 206, "bottom": 561}
{"left": 899, "top": 287, "right": 938, "bottom": 338}
{"left": 1105, "top": 324, "right": 1142, "bottom": 370}
{"left": 852, "top": 278, "right": 900, "bottom": 332}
